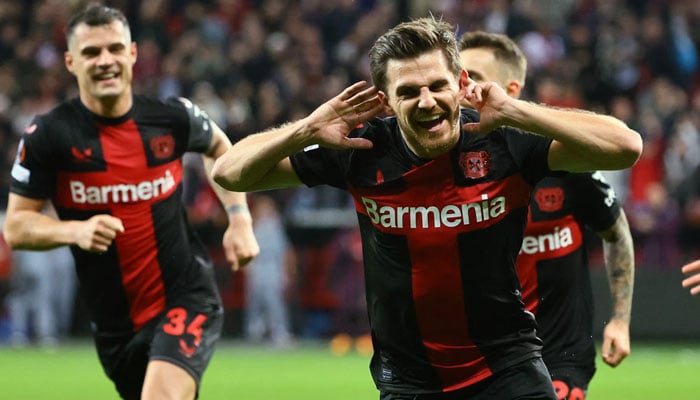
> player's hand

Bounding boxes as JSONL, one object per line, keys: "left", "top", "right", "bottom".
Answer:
{"left": 461, "top": 81, "right": 511, "bottom": 135}
{"left": 681, "top": 259, "right": 700, "bottom": 295}
{"left": 601, "top": 318, "right": 630, "bottom": 367}
{"left": 304, "top": 81, "right": 382, "bottom": 150}
{"left": 222, "top": 211, "right": 259, "bottom": 271}
{"left": 75, "top": 215, "right": 124, "bottom": 253}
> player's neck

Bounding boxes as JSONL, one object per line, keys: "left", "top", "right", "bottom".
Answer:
{"left": 80, "top": 92, "right": 133, "bottom": 119}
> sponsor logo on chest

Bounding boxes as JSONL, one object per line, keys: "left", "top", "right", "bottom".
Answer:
{"left": 361, "top": 194, "right": 507, "bottom": 230}
{"left": 69, "top": 169, "right": 176, "bottom": 205}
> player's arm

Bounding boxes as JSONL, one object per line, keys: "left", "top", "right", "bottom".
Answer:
{"left": 596, "top": 210, "right": 634, "bottom": 367}
{"left": 461, "top": 80, "right": 643, "bottom": 172}
{"left": 202, "top": 121, "right": 259, "bottom": 271}
{"left": 212, "top": 81, "right": 382, "bottom": 193}
{"left": 3, "top": 193, "right": 123, "bottom": 253}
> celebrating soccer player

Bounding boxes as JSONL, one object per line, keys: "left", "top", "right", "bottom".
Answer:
{"left": 213, "top": 16, "right": 642, "bottom": 400}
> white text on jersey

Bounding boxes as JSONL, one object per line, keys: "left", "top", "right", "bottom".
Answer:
{"left": 361, "top": 194, "right": 507, "bottom": 229}
{"left": 70, "top": 170, "right": 176, "bottom": 205}
{"left": 520, "top": 226, "right": 573, "bottom": 255}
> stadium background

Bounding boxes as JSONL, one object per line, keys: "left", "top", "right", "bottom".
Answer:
{"left": 1, "top": 0, "right": 700, "bottom": 348}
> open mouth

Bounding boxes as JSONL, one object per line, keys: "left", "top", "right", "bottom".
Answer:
{"left": 415, "top": 114, "right": 446, "bottom": 130}
{"left": 94, "top": 72, "right": 119, "bottom": 83}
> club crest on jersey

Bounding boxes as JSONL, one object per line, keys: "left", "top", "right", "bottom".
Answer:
{"left": 150, "top": 134, "right": 175, "bottom": 159}
{"left": 459, "top": 151, "right": 490, "bottom": 179}
{"left": 534, "top": 187, "right": 565, "bottom": 212}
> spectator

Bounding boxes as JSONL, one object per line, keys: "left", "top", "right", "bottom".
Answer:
{"left": 6, "top": 246, "right": 75, "bottom": 347}
{"left": 244, "top": 194, "right": 295, "bottom": 348}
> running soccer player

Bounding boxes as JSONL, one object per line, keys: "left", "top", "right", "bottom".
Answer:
{"left": 213, "top": 16, "right": 642, "bottom": 400}
{"left": 3, "top": 5, "right": 259, "bottom": 400}
{"left": 458, "top": 31, "right": 634, "bottom": 399}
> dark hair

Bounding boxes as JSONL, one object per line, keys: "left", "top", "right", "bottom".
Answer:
{"left": 65, "top": 3, "right": 130, "bottom": 45}
{"left": 369, "top": 16, "right": 462, "bottom": 93}
{"left": 458, "top": 30, "right": 527, "bottom": 86}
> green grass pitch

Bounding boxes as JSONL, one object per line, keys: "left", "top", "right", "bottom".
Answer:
{"left": 0, "top": 340, "right": 698, "bottom": 399}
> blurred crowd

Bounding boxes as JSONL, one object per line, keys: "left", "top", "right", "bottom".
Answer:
{"left": 1, "top": 0, "right": 700, "bottom": 341}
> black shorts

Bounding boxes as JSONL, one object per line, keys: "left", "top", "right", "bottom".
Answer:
{"left": 93, "top": 298, "right": 223, "bottom": 400}
{"left": 380, "top": 357, "right": 557, "bottom": 400}
{"left": 548, "top": 363, "right": 596, "bottom": 400}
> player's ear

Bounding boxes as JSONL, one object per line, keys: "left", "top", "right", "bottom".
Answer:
{"left": 505, "top": 79, "right": 523, "bottom": 99}
{"left": 377, "top": 91, "right": 395, "bottom": 116}
{"left": 130, "top": 41, "right": 138, "bottom": 62}
{"left": 458, "top": 70, "right": 470, "bottom": 100}
{"left": 64, "top": 51, "right": 75, "bottom": 75}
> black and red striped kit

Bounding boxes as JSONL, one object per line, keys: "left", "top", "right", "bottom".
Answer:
{"left": 516, "top": 172, "right": 620, "bottom": 385}
{"left": 290, "top": 109, "right": 554, "bottom": 394}
{"left": 9, "top": 96, "right": 223, "bottom": 399}
{"left": 10, "top": 95, "right": 221, "bottom": 333}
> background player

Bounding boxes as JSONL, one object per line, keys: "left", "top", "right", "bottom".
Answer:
{"left": 458, "top": 31, "right": 635, "bottom": 399}
{"left": 212, "top": 16, "right": 642, "bottom": 400}
{"left": 3, "top": 4, "right": 258, "bottom": 400}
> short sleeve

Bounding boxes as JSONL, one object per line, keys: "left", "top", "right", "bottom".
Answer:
{"left": 9, "top": 117, "right": 56, "bottom": 199}
{"left": 568, "top": 171, "right": 621, "bottom": 231}
{"left": 500, "top": 126, "right": 554, "bottom": 186}
{"left": 166, "top": 97, "right": 214, "bottom": 153}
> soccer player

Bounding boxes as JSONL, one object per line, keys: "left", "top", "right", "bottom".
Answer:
{"left": 212, "top": 16, "right": 642, "bottom": 400}
{"left": 458, "top": 31, "right": 634, "bottom": 399}
{"left": 2, "top": 5, "right": 259, "bottom": 400}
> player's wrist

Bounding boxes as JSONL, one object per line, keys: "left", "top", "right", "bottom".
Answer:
{"left": 226, "top": 204, "right": 250, "bottom": 215}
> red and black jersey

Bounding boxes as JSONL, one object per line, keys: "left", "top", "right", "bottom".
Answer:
{"left": 290, "top": 109, "right": 553, "bottom": 394}
{"left": 9, "top": 96, "right": 221, "bottom": 333}
{"left": 516, "top": 172, "right": 620, "bottom": 369}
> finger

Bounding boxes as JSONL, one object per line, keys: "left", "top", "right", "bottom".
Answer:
{"left": 96, "top": 217, "right": 124, "bottom": 236}
{"left": 461, "top": 122, "right": 483, "bottom": 134}
{"left": 105, "top": 217, "right": 125, "bottom": 233}
{"left": 354, "top": 101, "right": 384, "bottom": 122}
{"left": 93, "top": 235, "right": 114, "bottom": 247}
{"left": 465, "top": 84, "right": 483, "bottom": 102}
{"left": 691, "top": 284, "right": 700, "bottom": 296}
{"left": 682, "top": 273, "right": 700, "bottom": 289}
{"left": 340, "top": 81, "right": 370, "bottom": 100}
{"left": 224, "top": 246, "right": 241, "bottom": 272}
{"left": 230, "top": 257, "right": 240, "bottom": 272}
{"left": 603, "top": 353, "right": 619, "bottom": 367}
{"left": 682, "top": 259, "right": 700, "bottom": 274}
{"left": 354, "top": 97, "right": 382, "bottom": 113}
{"left": 96, "top": 226, "right": 119, "bottom": 241}
{"left": 600, "top": 338, "right": 611, "bottom": 361}
{"left": 609, "top": 348, "right": 627, "bottom": 366}
{"left": 350, "top": 86, "right": 379, "bottom": 105}
{"left": 89, "top": 242, "right": 110, "bottom": 254}
{"left": 602, "top": 350, "right": 618, "bottom": 367}
{"left": 343, "top": 137, "right": 374, "bottom": 150}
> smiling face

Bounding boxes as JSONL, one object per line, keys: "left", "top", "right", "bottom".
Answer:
{"left": 64, "top": 19, "right": 136, "bottom": 116}
{"left": 381, "top": 49, "right": 467, "bottom": 159}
